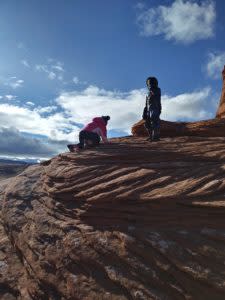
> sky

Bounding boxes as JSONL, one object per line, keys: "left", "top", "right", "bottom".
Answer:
{"left": 0, "top": 0, "right": 225, "bottom": 161}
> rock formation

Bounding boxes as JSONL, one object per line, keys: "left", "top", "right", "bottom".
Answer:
{"left": 1, "top": 137, "right": 225, "bottom": 299}
{"left": 216, "top": 65, "right": 225, "bottom": 118}
{"left": 132, "top": 65, "right": 225, "bottom": 137}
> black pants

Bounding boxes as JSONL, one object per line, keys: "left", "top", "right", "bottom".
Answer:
{"left": 145, "top": 110, "right": 160, "bottom": 140}
{"left": 78, "top": 130, "right": 100, "bottom": 149}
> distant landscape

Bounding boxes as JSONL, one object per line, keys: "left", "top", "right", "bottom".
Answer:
{"left": 0, "top": 159, "right": 34, "bottom": 180}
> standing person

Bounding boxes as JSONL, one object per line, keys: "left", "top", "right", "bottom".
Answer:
{"left": 142, "top": 77, "right": 161, "bottom": 141}
{"left": 67, "top": 116, "right": 110, "bottom": 152}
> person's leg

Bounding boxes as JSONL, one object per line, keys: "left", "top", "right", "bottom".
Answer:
{"left": 84, "top": 131, "right": 100, "bottom": 147}
{"left": 145, "top": 118, "right": 153, "bottom": 140}
{"left": 77, "top": 130, "right": 86, "bottom": 149}
{"left": 151, "top": 111, "right": 160, "bottom": 141}
{"left": 67, "top": 130, "right": 85, "bottom": 152}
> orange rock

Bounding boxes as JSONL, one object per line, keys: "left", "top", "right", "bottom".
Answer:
{"left": 216, "top": 65, "right": 225, "bottom": 118}
{"left": 1, "top": 137, "right": 225, "bottom": 299}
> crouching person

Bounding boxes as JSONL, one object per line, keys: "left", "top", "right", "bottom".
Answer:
{"left": 143, "top": 77, "right": 161, "bottom": 141}
{"left": 67, "top": 116, "right": 110, "bottom": 152}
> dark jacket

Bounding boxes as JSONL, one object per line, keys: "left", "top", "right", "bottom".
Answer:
{"left": 143, "top": 87, "right": 161, "bottom": 120}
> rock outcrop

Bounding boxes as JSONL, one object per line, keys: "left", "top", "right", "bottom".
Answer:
{"left": 132, "top": 118, "right": 225, "bottom": 137}
{"left": 216, "top": 65, "right": 225, "bottom": 118}
{"left": 1, "top": 137, "right": 225, "bottom": 299}
{"left": 132, "top": 65, "right": 225, "bottom": 137}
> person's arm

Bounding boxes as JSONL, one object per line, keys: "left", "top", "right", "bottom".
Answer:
{"left": 94, "top": 127, "right": 108, "bottom": 143}
{"left": 142, "top": 96, "right": 148, "bottom": 120}
{"left": 158, "top": 88, "right": 162, "bottom": 114}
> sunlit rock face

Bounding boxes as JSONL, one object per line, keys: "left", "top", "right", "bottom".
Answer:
{"left": 132, "top": 65, "right": 225, "bottom": 137}
{"left": 216, "top": 65, "right": 225, "bottom": 119}
{"left": 1, "top": 137, "right": 225, "bottom": 299}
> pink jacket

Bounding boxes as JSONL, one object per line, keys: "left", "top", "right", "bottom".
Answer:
{"left": 83, "top": 117, "right": 108, "bottom": 142}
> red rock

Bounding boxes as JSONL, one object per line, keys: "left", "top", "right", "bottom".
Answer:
{"left": 216, "top": 65, "right": 225, "bottom": 118}
{"left": 1, "top": 67, "right": 225, "bottom": 299}
{"left": 1, "top": 137, "right": 225, "bottom": 299}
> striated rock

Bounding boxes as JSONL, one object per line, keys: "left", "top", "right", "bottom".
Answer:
{"left": 216, "top": 65, "right": 225, "bottom": 118}
{"left": 132, "top": 65, "right": 225, "bottom": 137}
{"left": 1, "top": 136, "right": 225, "bottom": 299}
{"left": 132, "top": 118, "right": 225, "bottom": 137}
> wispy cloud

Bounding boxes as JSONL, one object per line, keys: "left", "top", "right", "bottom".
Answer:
{"left": 0, "top": 95, "right": 17, "bottom": 101}
{"left": 21, "top": 59, "right": 30, "bottom": 68}
{"left": 35, "top": 60, "right": 64, "bottom": 81}
{"left": 136, "top": 0, "right": 216, "bottom": 44}
{"left": 52, "top": 65, "right": 64, "bottom": 72}
{"left": 26, "top": 101, "right": 35, "bottom": 106}
{"left": 34, "top": 106, "right": 57, "bottom": 114}
{"left": 206, "top": 51, "right": 225, "bottom": 79}
{"left": 48, "top": 71, "right": 57, "bottom": 80}
{"left": 4, "top": 77, "right": 24, "bottom": 89}
{"left": 72, "top": 76, "right": 79, "bottom": 84}
{"left": 5, "top": 95, "right": 17, "bottom": 101}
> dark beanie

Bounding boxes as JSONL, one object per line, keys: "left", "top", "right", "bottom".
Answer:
{"left": 102, "top": 115, "right": 110, "bottom": 122}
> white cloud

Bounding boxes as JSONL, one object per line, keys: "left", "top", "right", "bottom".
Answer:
{"left": 206, "top": 52, "right": 225, "bottom": 79}
{"left": 56, "top": 85, "right": 214, "bottom": 134}
{"left": 35, "top": 60, "right": 64, "bottom": 81}
{"left": 0, "top": 103, "right": 78, "bottom": 142}
{"left": 5, "top": 95, "right": 17, "bottom": 101}
{"left": 21, "top": 59, "right": 30, "bottom": 68}
{"left": 135, "top": 2, "right": 146, "bottom": 10}
{"left": 73, "top": 76, "right": 79, "bottom": 84}
{"left": 4, "top": 77, "right": 24, "bottom": 89}
{"left": 52, "top": 65, "right": 64, "bottom": 72}
{"left": 48, "top": 71, "right": 57, "bottom": 80}
{"left": 136, "top": 0, "right": 216, "bottom": 44}
{"left": 34, "top": 106, "right": 57, "bottom": 114}
{"left": 0, "top": 84, "right": 216, "bottom": 158}
{"left": 26, "top": 101, "right": 35, "bottom": 106}
{"left": 161, "top": 87, "right": 214, "bottom": 121}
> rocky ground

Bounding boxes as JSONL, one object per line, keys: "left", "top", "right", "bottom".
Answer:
{"left": 1, "top": 136, "right": 225, "bottom": 299}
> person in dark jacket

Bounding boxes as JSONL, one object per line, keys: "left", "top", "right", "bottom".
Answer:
{"left": 142, "top": 77, "right": 161, "bottom": 141}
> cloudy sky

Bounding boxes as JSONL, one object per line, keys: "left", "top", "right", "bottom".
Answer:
{"left": 0, "top": 0, "right": 225, "bottom": 161}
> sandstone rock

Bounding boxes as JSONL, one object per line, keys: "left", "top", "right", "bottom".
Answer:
{"left": 216, "top": 65, "right": 225, "bottom": 118}
{"left": 1, "top": 136, "right": 225, "bottom": 299}
{"left": 132, "top": 118, "right": 225, "bottom": 137}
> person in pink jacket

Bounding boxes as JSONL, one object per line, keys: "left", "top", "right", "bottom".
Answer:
{"left": 67, "top": 116, "right": 110, "bottom": 151}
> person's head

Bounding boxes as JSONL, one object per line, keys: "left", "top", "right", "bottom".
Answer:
{"left": 146, "top": 77, "right": 158, "bottom": 89}
{"left": 102, "top": 115, "right": 110, "bottom": 125}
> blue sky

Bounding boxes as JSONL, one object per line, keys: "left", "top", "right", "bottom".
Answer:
{"left": 0, "top": 0, "right": 225, "bottom": 160}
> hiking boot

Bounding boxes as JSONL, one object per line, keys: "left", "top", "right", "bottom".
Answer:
{"left": 67, "top": 144, "right": 82, "bottom": 152}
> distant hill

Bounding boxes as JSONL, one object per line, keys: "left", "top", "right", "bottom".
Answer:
{"left": 0, "top": 159, "right": 34, "bottom": 180}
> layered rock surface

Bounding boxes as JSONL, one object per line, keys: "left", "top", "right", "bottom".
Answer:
{"left": 1, "top": 136, "right": 225, "bottom": 299}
